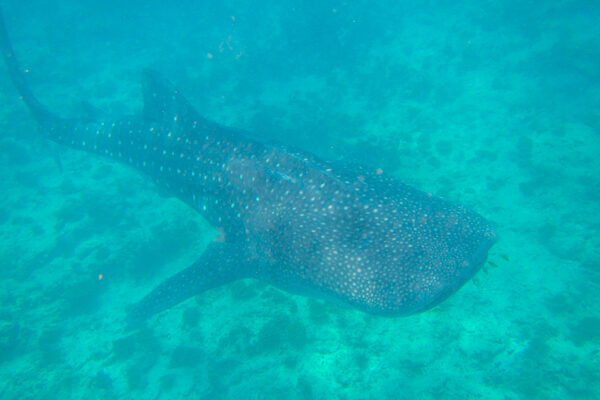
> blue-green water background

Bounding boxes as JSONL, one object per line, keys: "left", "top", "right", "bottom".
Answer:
{"left": 0, "top": 0, "right": 598, "bottom": 399}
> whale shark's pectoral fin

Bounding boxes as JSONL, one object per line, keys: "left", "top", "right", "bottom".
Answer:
{"left": 126, "top": 241, "right": 248, "bottom": 327}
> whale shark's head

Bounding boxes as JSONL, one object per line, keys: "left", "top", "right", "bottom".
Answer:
{"left": 393, "top": 216, "right": 496, "bottom": 315}
{"left": 358, "top": 198, "right": 497, "bottom": 316}
{"left": 317, "top": 187, "right": 497, "bottom": 317}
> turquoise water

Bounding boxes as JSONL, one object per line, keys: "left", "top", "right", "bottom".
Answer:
{"left": 0, "top": 0, "right": 598, "bottom": 399}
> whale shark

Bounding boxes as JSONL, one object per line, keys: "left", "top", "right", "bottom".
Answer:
{"left": 0, "top": 9, "right": 496, "bottom": 325}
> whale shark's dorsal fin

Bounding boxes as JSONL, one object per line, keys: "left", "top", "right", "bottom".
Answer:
{"left": 142, "top": 69, "right": 227, "bottom": 137}
{"left": 142, "top": 69, "right": 199, "bottom": 126}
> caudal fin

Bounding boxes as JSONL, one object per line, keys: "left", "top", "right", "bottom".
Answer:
{"left": 0, "top": 7, "right": 59, "bottom": 125}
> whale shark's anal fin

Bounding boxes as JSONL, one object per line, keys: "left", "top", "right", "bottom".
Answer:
{"left": 126, "top": 241, "right": 249, "bottom": 328}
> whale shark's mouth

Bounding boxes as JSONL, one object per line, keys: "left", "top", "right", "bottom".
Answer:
{"left": 427, "top": 231, "right": 497, "bottom": 311}
{"left": 469, "top": 232, "right": 497, "bottom": 276}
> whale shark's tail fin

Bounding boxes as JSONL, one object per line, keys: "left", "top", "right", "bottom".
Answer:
{"left": 0, "top": 8, "right": 60, "bottom": 126}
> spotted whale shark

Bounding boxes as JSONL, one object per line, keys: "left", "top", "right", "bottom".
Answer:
{"left": 1, "top": 9, "right": 496, "bottom": 325}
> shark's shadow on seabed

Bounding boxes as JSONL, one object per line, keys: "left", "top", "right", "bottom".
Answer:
{"left": 0, "top": 8, "right": 496, "bottom": 327}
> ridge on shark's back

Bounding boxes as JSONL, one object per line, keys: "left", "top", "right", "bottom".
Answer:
{"left": 0, "top": 9, "right": 496, "bottom": 326}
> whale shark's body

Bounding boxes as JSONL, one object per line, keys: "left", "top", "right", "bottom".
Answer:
{"left": 1, "top": 9, "right": 495, "bottom": 324}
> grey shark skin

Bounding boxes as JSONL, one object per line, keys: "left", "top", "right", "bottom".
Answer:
{"left": 0, "top": 10, "right": 496, "bottom": 325}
